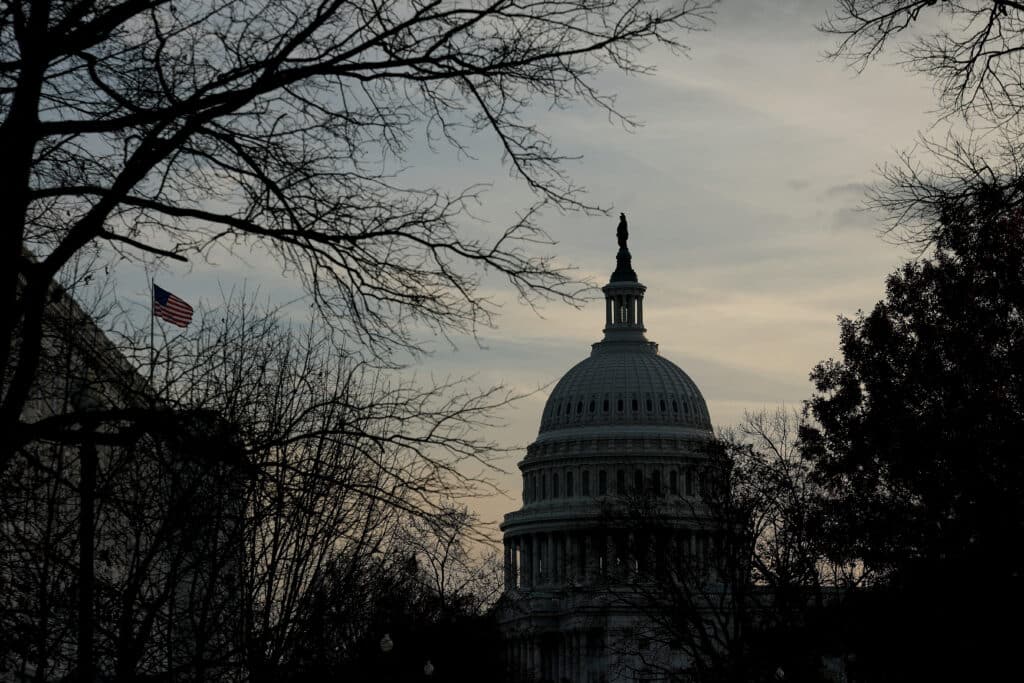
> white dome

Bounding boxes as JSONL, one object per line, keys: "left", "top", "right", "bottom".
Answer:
{"left": 539, "top": 339, "right": 712, "bottom": 434}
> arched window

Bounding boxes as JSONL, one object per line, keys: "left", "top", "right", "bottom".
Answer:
{"left": 617, "top": 398, "right": 624, "bottom": 412}
{"left": 577, "top": 401, "right": 583, "bottom": 414}
{"left": 672, "top": 399, "right": 679, "bottom": 413}
{"left": 542, "top": 473, "right": 548, "bottom": 499}
{"left": 660, "top": 399, "right": 667, "bottom": 412}
{"left": 685, "top": 468, "right": 694, "bottom": 497}
{"left": 566, "top": 471, "right": 574, "bottom": 497}
{"left": 589, "top": 400, "right": 595, "bottom": 413}
{"left": 652, "top": 470, "right": 662, "bottom": 495}
{"left": 646, "top": 398, "right": 653, "bottom": 412}
{"left": 669, "top": 470, "right": 678, "bottom": 494}
{"left": 631, "top": 399, "right": 639, "bottom": 411}
{"left": 617, "top": 469, "right": 626, "bottom": 494}
{"left": 599, "top": 470, "right": 607, "bottom": 495}
{"left": 602, "top": 399, "right": 609, "bottom": 412}
{"left": 634, "top": 469, "right": 643, "bottom": 492}
{"left": 553, "top": 472, "right": 559, "bottom": 498}
{"left": 582, "top": 470, "right": 591, "bottom": 495}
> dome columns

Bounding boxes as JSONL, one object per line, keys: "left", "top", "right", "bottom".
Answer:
{"left": 502, "top": 526, "right": 714, "bottom": 592}
{"left": 602, "top": 281, "right": 647, "bottom": 342}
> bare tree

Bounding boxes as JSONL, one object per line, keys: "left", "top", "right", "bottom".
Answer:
{"left": 1, "top": 0, "right": 719, "bottom": 470}
{"left": 399, "top": 505, "right": 503, "bottom": 616}
{"left": 1, "top": 286, "right": 523, "bottom": 682}
{"left": 152, "top": 295, "right": 517, "bottom": 681}
{"left": 821, "top": 0, "right": 1024, "bottom": 128}
{"left": 819, "top": 2, "right": 1024, "bottom": 254}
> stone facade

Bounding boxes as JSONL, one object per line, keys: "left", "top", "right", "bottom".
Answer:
{"left": 498, "top": 236, "right": 717, "bottom": 682}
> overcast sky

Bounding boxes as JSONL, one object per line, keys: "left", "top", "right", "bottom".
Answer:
{"left": 132, "top": 0, "right": 940, "bottom": 529}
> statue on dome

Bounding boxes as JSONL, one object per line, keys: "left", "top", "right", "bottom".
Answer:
{"left": 617, "top": 212, "right": 628, "bottom": 250}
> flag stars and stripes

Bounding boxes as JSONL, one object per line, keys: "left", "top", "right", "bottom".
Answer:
{"left": 153, "top": 284, "right": 194, "bottom": 328}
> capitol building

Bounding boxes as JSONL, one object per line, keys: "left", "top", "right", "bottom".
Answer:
{"left": 498, "top": 219, "right": 720, "bottom": 683}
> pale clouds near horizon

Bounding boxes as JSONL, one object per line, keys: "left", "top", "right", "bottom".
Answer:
{"left": 137, "top": 2, "right": 939, "bottom": 528}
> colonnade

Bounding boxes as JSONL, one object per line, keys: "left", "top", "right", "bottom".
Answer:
{"left": 504, "top": 631, "right": 593, "bottom": 683}
{"left": 503, "top": 528, "right": 710, "bottom": 590}
{"left": 605, "top": 291, "right": 644, "bottom": 327}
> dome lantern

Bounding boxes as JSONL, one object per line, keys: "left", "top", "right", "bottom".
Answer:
{"left": 602, "top": 212, "right": 647, "bottom": 343}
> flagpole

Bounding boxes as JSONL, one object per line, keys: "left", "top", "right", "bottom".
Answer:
{"left": 149, "top": 279, "right": 155, "bottom": 386}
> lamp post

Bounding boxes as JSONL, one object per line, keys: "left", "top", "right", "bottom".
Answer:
{"left": 378, "top": 633, "right": 396, "bottom": 683}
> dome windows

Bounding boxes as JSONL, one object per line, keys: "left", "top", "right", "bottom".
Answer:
{"left": 538, "top": 338, "right": 712, "bottom": 431}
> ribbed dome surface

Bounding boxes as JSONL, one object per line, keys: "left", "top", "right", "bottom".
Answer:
{"left": 538, "top": 340, "right": 711, "bottom": 433}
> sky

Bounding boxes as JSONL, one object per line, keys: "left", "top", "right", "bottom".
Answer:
{"left": 125, "top": 0, "right": 940, "bottom": 529}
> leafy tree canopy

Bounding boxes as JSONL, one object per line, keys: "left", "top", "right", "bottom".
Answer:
{"left": 801, "top": 181, "right": 1024, "bottom": 677}
{"left": 804, "top": 182, "right": 1024, "bottom": 575}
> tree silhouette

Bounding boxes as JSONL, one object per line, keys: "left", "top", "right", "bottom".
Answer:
{"left": 802, "top": 181, "right": 1024, "bottom": 679}
{"left": 1, "top": 0, "right": 717, "bottom": 469}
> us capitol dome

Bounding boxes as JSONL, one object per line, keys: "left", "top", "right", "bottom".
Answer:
{"left": 498, "top": 215, "right": 718, "bottom": 683}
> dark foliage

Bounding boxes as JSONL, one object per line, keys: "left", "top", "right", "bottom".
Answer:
{"left": 802, "top": 184, "right": 1024, "bottom": 679}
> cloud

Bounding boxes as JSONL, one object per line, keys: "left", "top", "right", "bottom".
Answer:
{"left": 824, "top": 181, "right": 871, "bottom": 197}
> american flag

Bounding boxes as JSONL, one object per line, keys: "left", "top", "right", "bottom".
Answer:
{"left": 153, "top": 284, "right": 193, "bottom": 328}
